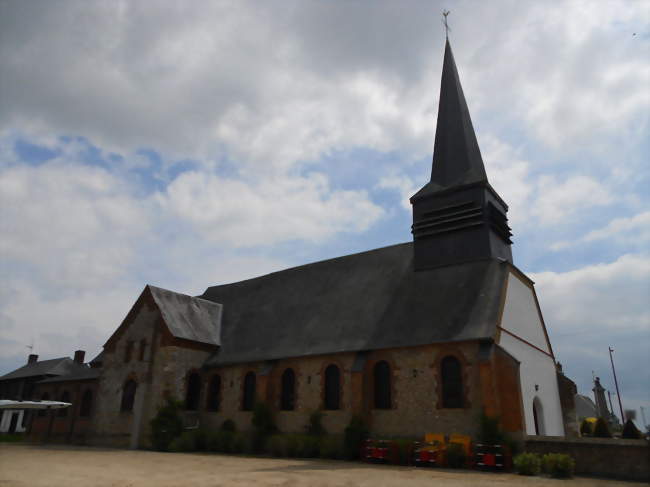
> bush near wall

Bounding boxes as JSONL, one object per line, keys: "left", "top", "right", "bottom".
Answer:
{"left": 343, "top": 416, "right": 368, "bottom": 460}
{"left": 541, "top": 453, "right": 575, "bottom": 478}
{"left": 150, "top": 398, "right": 184, "bottom": 451}
{"left": 593, "top": 417, "right": 612, "bottom": 438}
{"left": 513, "top": 453, "right": 541, "bottom": 476}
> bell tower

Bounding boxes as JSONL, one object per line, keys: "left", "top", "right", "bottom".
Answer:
{"left": 410, "top": 40, "right": 512, "bottom": 271}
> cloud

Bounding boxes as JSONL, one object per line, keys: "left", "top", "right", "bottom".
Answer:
{"left": 157, "top": 170, "right": 385, "bottom": 247}
{"left": 551, "top": 211, "right": 650, "bottom": 251}
{"left": 0, "top": 133, "right": 383, "bottom": 366}
{"left": 2, "top": 1, "right": 646, "bottom": 174}
{"left": 0, "top": 158, "right": 147, "bottom": 294}
{"left": 532, "top": 254, "right": 650, "bottom": 406}
{"left": 530, "top": 175, "right": 614, "bottom": 226}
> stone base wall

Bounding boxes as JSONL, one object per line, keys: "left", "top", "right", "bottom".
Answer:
{"left": 525, "top": 436, "right": 649, "bottom": 482}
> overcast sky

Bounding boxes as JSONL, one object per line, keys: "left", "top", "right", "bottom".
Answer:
{"left": 1, "top": 0, "right": 648, "bottom": 425}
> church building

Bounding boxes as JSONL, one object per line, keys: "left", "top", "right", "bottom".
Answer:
{"left": 29, "top": 39, "right": 571, "bottom": 448}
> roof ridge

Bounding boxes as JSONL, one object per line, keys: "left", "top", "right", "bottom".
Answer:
{"left": 202, "top": 241, "right": 412, "bottom": 291}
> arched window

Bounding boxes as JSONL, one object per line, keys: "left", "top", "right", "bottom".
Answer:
{"left": 58, "top": 390, "right": 70, "bottom": 417}
{"left": 185, "top": 372, "right": 201, "bottom": 411}
{"left": 120, "top": 379, "right": 137, "bottom": 412}
{"left": 280, "top": 368, "right": 296, "bottom": 411}
{"left": 324, "top": 364, "right": 340, "bottom": 410}
{"left": 79, "top": 390, "right": 93, "bottom": 417}
{"left": 242, "top": 372, "right": 256, "bottom": 411}
{"left": 373, "top": 361, "right": 392, "bottom": 409}
{"left": 38, "top": 392, "right": 50, "bottom": 417}
{"left": 441, "top": 356, "right": 463, "bottom": 408}
{"left": 206, "top": 375, "right": 221, "bottom": 411}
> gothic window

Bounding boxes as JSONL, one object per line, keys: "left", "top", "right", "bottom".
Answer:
{"left": 206, "top": 375, "right": 221, "bottom": 411}
{"left": 242, "top": 372, "right": 256, "bottom": 411}
{"left": 120, "top": 379, "right": 137, "bottom": 412}
{"left": 373, "top": 360, "right": 392, "bottom": 409}
{"left": 280, "top": 368, "right": 296, "bottom": 411}
{"left": 441, "top": 356, "right": 463, "bottom": 408}
{"left": 58, "top": 390, "right": 70, "bottom": 417}
{"left": 185, "top": 372, "right": 201, "bottom": 411}
{"left": 38, "top": 392, "right": 50, "bottom": 417}
{"left": 324, "top": 364, "right": 340, "bottom": 410}
{"left": 79, "top": 390, "right": 93, "bottom": 417}
{"left": 139, "top": 339, "right": 147, "bottom": 361}
{"left": 124, "top": 340, "right": 133, "bottom": 363}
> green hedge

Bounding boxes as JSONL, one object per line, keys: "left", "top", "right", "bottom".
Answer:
{"left": 541, "top": 453, "right": 575, "bottom": 478}
{"left": 513, "top": 452, "right": 541, "bottom": 476}
{"left": 149, "top": 398, "right": 184, "bottom": 451}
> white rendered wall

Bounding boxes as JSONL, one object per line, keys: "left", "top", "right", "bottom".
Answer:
{"left": 498, "top": 271, "right": 565, "bottom": 436}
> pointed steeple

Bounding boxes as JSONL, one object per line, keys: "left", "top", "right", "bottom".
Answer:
{"left": 410, "top": 39, "right": 512, "bottom": 271}
{"left": 414, "top": 39, "right": 487, "bottom": 199}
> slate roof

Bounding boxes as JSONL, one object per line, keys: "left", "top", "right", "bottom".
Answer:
{"left": 148, "top": 285, "right": 222, "bottom": 346}
{"left": 0, "top": 358, "right": 87, "bottom": 381}
{"left": 412, "top": 39, "right": 488, "bottom": 201}
{"left": 38, "top": 366, "right": 101, "bottom": 383}
{"left": 201, "top": 242, "right": 508, "bottom": 367}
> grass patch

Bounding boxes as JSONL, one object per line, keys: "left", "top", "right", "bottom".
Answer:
{"left": 0, "top": 433, "right": 25, "bottom": 443}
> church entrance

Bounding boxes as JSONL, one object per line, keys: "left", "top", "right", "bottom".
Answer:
{"left": 532, "top": 397, "right": 545, "bottom": 435}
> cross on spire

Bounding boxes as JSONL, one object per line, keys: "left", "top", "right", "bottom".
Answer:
{"left": 442, "top": 10, "right": 451, "bottom": 39}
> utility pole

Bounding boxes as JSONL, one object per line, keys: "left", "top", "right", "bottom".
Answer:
{"left": 609, "top": 347, "right": 625, "bottom": 422}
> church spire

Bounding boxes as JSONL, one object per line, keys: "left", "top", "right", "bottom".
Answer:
{"left": 410, "top": 38, "right": 512, "bottom": 271}
{"left": 414, "top": 39, "right": 487, "bottom": 199}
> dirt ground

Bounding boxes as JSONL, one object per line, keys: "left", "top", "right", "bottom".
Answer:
{"left": 0, "top": 444, "right": 639, "bottom": 487}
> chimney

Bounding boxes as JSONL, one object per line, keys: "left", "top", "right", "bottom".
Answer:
{"left": 74, "top": 350, "right": 85, "bottom": 364}
{"left": 28, "top": 354, "right": 38, "bottom": 364}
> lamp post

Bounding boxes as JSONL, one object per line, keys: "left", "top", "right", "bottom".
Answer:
{"left": 609, "top": 347, "right": 624, "bottom": 422}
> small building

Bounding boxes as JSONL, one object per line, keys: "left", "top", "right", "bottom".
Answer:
{"left": 0, "top": 351, "right": 88, "bottom": 433}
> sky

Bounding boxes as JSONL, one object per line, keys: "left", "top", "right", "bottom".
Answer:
{"left": 0, "top": 1, "right": 648, "bottom": 426}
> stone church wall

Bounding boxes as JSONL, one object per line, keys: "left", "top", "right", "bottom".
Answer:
{"left": 193, "top": 340, "right": 508, "bottom": 439}
{"left": 93, "top": 301, "right": 159, "bottom": 447}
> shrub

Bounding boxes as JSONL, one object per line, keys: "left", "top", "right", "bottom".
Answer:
{"left": 306, "top": 410, "right": 326, "bottom": 436}
{"left": 267, "top": 434, "right": 286, "bottom": 457}
{"left": 343, "top": 415, "right": 368, "bottom": 460}
{"left": 221, "top": 419, "right": 236, "bottom": 432}
{"left": 298, "top": 435, "right": 320, "bottom": 458}
{"left": 149, "top": 397, "right": 184, "bottom": 451}
{"left": 542, "top": 453, "right": 575, "bottom": 478}
{"left": 251, "top": 402, "right": 277, "bottom": 452}
{"left": 252, "top": 402, "right": 276, "bottom": 436}
{"left": 319, "top": 435, "right": 343, "bottom": 459}
{"left": 393, "top": 438, "right": 416, "bottom": 465}
{"left": 478, "top": 413, "right": 505, "bottom": 445}
{"left": 231, "top": 432, "right": 250, "bottom": 454}
{"left": 169, "top": 430, "right": 198, "bottom": 452}
{"left": 579, "top": 418, "right": 593, "bottom": 437}
{"left": 446, "top": 442, "right": 467, "bottom": 468}
{"left": 0, "top": 433, "right": 24, "bottom": 443}
{"left": 207, "top": 430, "right": 235, "bottom": 453}
{"left": 285, "top": 434, "right": 300, "bottom": 457}
{"left": 513, "top": 452, "right": 541, "bottom": 476}
{"left": 622, "top": 419, "right": 642, "bottom": 439}
{"left": 593, "top": 417, "right": 612, "bottom": 438}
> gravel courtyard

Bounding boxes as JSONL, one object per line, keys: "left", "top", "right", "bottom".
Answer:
{"left": 0, "top": 444, "right": 638, "bottom": 487}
